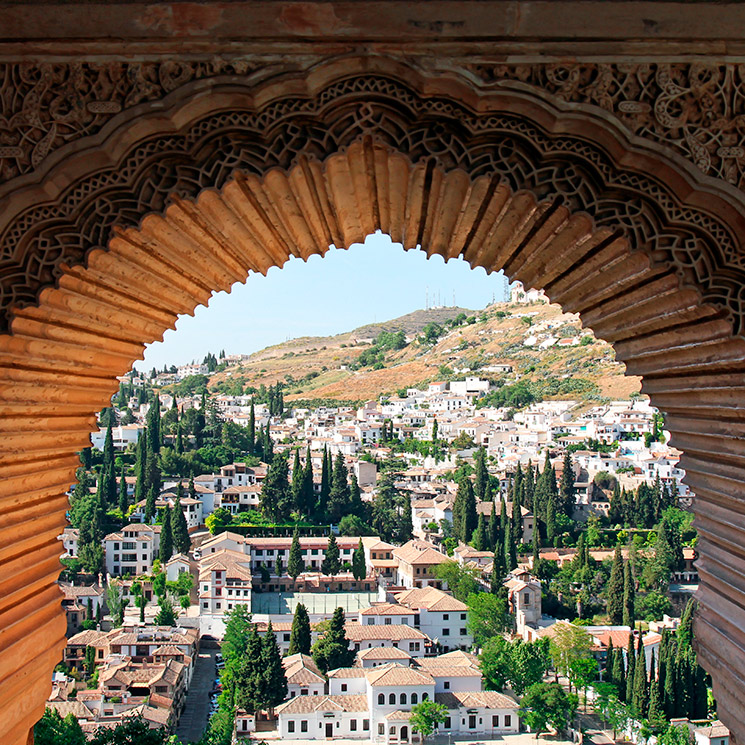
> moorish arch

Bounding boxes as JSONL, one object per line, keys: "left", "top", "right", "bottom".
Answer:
{"left": 3, "top": 55, "right": 745, "bottom": 741}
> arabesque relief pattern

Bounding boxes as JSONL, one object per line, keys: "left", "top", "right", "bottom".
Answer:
{"left": 0, "top": 73, "right": 741, "bottom": 336}
{"left": 3, "top": 62, "right": 745, "bottom": 185}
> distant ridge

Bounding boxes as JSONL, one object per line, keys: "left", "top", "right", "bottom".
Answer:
{"left": 351, "top": 307, "right": 475, "bottom": 340}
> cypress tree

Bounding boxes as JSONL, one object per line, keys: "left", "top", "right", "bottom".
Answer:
{"left": 606, "top": 639, "right": 615, "bottom": 686}
{"left": 663, "top": 638, "right": 677, "bottom": 717}
{"left": 189, "top": 475, "right": 196, "bottom": 500}
{"left": 321, "top": 533, "right": 341, "bottom": 575}
{"left": 262, "top": 421, "right": 274, "bottom": 463}
{"left": 260, "top": 451, "right": 291, "bottom": 522}
{"left": 560, "top": 451, "right": 575, "bottom": 518}
{"left": 176, "top": 423, "right": 184, "bottom": 453}
{"left": 302, "top": 446, "right": 315, "bottom": 517}
{"left": 489, "top": 499, "right": 499, "bottom": 551}
{"left": 472, "top": 513, "right": 488, "bottom": 550}
{"left": 678, "top": 598, "right": 695, "bottom": 650}
{"left": 352, "top": 538, "right": 367, "bottom": 581}
{"left": 612, "top": 645, "right": 626, "bottom": 701}
{"left": 248, "top": 399, "right": 256, "bottom": 454}
{"left": 532, "top": 530, "right": 540, "bottom": 574}
{"left": 474, "top": 446, "right": 488, "bottom": 501}
{"left": 145, "top": 484, "right": 157, "bottom": 523}
{"left": 453, "top": 477, "right": 477, "bottom": 543}
{"left": 291, "top": 449, "right": 304, "bottom": 513}
{"left": 506, "top": 517, "right": 518, "bottom": 572}
{"left": 318, "top": 446, "right": 330, "bottom": 518}
{"left": 625, "top": 635, "right": 635, "bottom": 704}
{"left": 261, "top": 621, "right": 288, "bottom": 710}
{"left": 623, "top": 561, "right": 636, "bottom": 629}
{"left": 349, "top": 472, "right": 363, "bottom": 517}
{"left": 631, "top": 635, "right": 647, "bottom": 716}
{"left": 288, "top": 529, "right": 304, "bottom": 579}
{"left": 328, "top": 453, "right": 351, "bottom": 523}
{"left": 524, "top": 462, "right": 535, "bottom": 514}
{"left": 118, "top": 466, "right": 128, "bottom": 515}
{"left": 647, "top": 651, "right": 665, "bottom": 729}
{"left": 288, "top": 603, "right": 312, "bottom": 655}
{"left": 159, "top": 505, "right": 173, "bottom": 563}
{"left": 311, "top": 607, "right": 354, "bottom": 673}
{"left": 172, "top": 487, "right": 191, "bottom": 555}
{"left": 607, "top": 545, "right": 625, "bottom": 624}
{"left": 545, "top": 492, "right": 558, "bottom": 545}
{"left": 490, "top": 549, "right": 505, "bottom": 592}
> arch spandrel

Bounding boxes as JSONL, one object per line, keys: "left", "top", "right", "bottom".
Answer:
{"left": 2, "top": 57, "right": 745, "bottom": 742}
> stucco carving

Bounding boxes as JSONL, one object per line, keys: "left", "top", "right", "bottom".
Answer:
{"left": 0, "top": 70, "right": 742, "bottom": 337}
{"left": 3, "top": 61, "right": 745, "bottom": 187}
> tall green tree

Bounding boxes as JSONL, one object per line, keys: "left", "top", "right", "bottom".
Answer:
{"left": 452, "top": 477, "right": 477, "bottom": 543}
{"left": 145, "top": 484, "right": 158, "bottom": 523}
{"left": 559, "top": 451, "right": 575, "bottom": 518}
{"left": 321, "top": 533, "right": 341, "bottom": 575}
{"left": 288, "top": 603, "right": 312, "bottom": 655}
{"left": 327, "top": 452, "right": 351, "bottom": 523}
{"left": 631, "top": 636, "right": 647, "bottom": 716}
{"left": 623, "top": 561, "right": 636, "bottom": 629}
{"left": 301, "top": 446, "right": 315, "bottom": 517}
{"left": 290, "top": 449, "right": 304, "bottom": 514}
{"left": 288, "top": 529, "right": 304, "bottom": 579}
{"left": 474, "top": 446, "right": 489, "bottom": 501}
{"left": 118, "top": 466, "right": 128, "bottom": 515}
{"left": 159, "top": 505, "right": 173, "bottom": 563}
{"left": 171, "top": 487, "right": 191, "bottom": 555}
{"left": 261, "top": 621, "right": 288, "bottom": 709}
{"left": 260, "top": 451, "right": 291, "bottom": 522}
{"left": 607, "top": 545, "right": 625, "bottom": 624}
{"left": 352, "top": 538, "right": 367, "bottom": 581}
{"left": 248, "top": 398, "right": 256, "bottom": 454}
{"left": 312, "top": 607, "right": 355, "bottom": 673}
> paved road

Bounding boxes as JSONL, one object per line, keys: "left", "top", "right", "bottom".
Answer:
{"left": 176, "top": 647, "right": 218, "bottom": 744}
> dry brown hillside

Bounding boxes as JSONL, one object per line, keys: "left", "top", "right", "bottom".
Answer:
{"left": 209, "top": 301, "right": 641, "bottom": 403}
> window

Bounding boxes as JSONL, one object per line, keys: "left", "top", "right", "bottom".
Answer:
{"left": 442, "top": 628, "right": 450, "bottom": 636}
{"left": 216, "top": 602, "right": 221, "bottom": 609}
{"left": 284, "top": 634, "right": 290, "bottom": 642}
{"left": 341, "top": 684, "right": 348, "bottom": 692}
{"left": 400, "top": 693, "right": 407, "bottom": 704}
{"left": 422, "top": 692, "right": 428, "bottom": 700}
{"left": 444, "top": 718, "right": 451, "bottom": 728}
{"left": 524, "top": 593, "right": 530, "bottom": 605}
{"left": 367, "top": 619, "right": 375, "bottom": 625}
{"left": 301, "top": 689, "right": 308, "bottom": 696}
{"left": 389, "top": 693, "right": 396, "bottom": 704}
{"left": 378, "top": 725, "right": 385, "bottom": 735}
{"left": 350, "top": 720, "right": 357, "bottom": 732}
{"left": 411, "top": 693, "right": 418, "bottom": 704}
{"left": 443, "top": 614, "right": 449, "bottom": 620}
{"left": 505, "top": 716, "right": 511, "bottom": 727}
{"left": 363, "top": 720, "right": 370, "bottom": 731}
{"left": 288, "top": 721, "right": 296, "bottom": 734}
{"left": 443, "top": 681, "right": 450, "bottom": 690}
{"left": 460, "top": 613, "right": 466, "bottom": 620}
{"left": 385, "top": 617, "right": 392, "bottom": 625}
{"left": 492, "top": 716, "right": 499, "bottom": 727}
{"left": 460, "top": 628, "right": 467, "bottom": 635}
{"left": 301, "top": 721, "right": 308, "bottom": 733}
{"left": 378, "top": 694, "right": 385, "bottom": 705}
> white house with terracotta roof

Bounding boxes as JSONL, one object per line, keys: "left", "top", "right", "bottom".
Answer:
{"left": 283, "top": 653, "right": 325, "bottom": 698}
{"left": 275, "top": 653, "right": 519, "bottom": 744}
{"left": 344, "top": 623, "right": 430, "bottom": 657}
{"left": 358, "top": 603, "right": 416, "bottom": 627}
{"left": 393, "top": 587, "right": 472, "bottom": 652}
{"left": 392, "top": 539, "right": 450, "bottom": 589}
{"left": 104, "top": 523, "right": 162, "bottom": 577}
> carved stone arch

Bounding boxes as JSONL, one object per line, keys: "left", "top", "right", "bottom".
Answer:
{"left": 2, "top": 56, "right": 745, "bottom": 742}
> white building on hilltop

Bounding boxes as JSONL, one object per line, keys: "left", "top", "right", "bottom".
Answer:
{"left": 510, "top": 281, "right": 548, "bottom": 305}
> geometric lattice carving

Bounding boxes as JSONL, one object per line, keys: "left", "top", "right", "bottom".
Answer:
{"left": 472, "top": 63, "right": 745, "bottom": 187}
{"left": 0, "top": 69, "right": 743, "bottom": 336}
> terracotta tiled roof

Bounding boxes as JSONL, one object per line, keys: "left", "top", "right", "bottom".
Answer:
{"left": 327, "top": 667, "right": 368, "bottom": 679}
{"left": 435, "top": 690, "right": 519, "bottom": 709}
{"left": 275, "top": 694, "right": 367, "bottom": 714}
{"left": 394, "top": 587, "right": 468, "bottom": 612}
{"left": 357, "top": 646, "right": 412, "bottom": 660}
{"left": 345, "top": 623, "right": 428, "bottom": 641}
{"left": 359, "top": 603, "right": 413, "bottom": 616}
{"left": 366, "top": 664, "right": 434, "bottom": 686}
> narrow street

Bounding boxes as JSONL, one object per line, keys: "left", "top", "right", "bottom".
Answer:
{"left": 176, "top": 647, "right": 217, "bottom": 744}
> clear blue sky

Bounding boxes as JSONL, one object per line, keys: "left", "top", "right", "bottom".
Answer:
{"left": 138, "top": 233, "right": 507, "bottom": 370}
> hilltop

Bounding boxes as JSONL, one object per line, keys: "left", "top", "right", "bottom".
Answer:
{"left": 208, "top": 300, "right": 641, "bottom": 404}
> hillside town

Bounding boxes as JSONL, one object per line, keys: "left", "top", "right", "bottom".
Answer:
{"left": 48, "top": 298, "right": 716, "bottom": 745}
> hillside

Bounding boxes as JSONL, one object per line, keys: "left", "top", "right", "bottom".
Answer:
{"left": 208, "top": 301, "right": 641, "bottom": 403}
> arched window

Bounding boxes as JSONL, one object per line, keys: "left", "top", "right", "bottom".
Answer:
{"left": 400, "top": 693, "right": 407, "bottom": 705}
{"left": 389, "top": 693, "right": 396, "bottom": 705}
{"left": 422, "top": 692, "right": 429, "bottom": 701}
{"left": 411, "top": 693, "right": 418, "bottom": 705}
{"left": 378, "top": 694, "right": 385, "bottom": 705}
